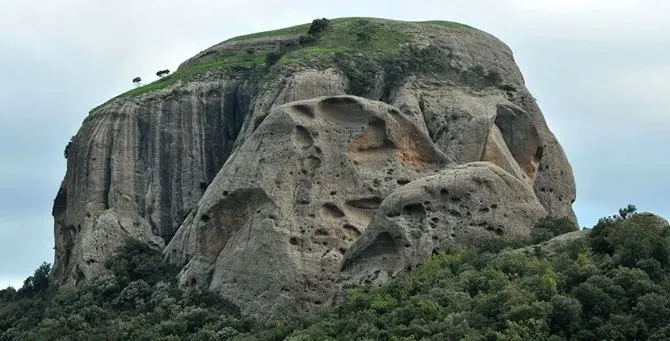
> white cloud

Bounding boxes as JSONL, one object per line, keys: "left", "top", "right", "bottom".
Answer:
{"left": 509, "top": 0, "right": 643, "bottom": 13}
{"left": 502, "top": 0, "right": 670, "bottom": 41}
{"left": 0, "top": 277, "right": 25, "bottom": 290}
{"left": 604, "top": 65, "right": 670, "bottom": 103}
{"left": 0, "top": 217, "right": 54, "bottom": 277}
{"left": 2, "top": 0, "right": 665, "bottom": 51}
{"left": 591, "top": 65, "right": 670, "bottom": 125}
{"left": 0, "top": 0, "right": 669, "bottom": 280}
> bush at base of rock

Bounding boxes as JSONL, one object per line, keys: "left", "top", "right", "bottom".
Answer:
{"left": 2, "top": 207, "right": 670, "bottom": 340}
{"left": 531, "top": 216, "right": 579, "bottom": 244}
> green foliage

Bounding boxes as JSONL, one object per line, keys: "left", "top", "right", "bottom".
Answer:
{"left": 225, "top": 23, "right": 312, "bottom": 43}
{"left": 105, "top": 238, "right": 177, "bottom": 286}
{"left": 619, "top": 204, "right": 638, "bottom": 219}
{"left": 307, "top": 18, "right": 330, "bottom": 36}
{"left": 419, "top": 20, "right": 471, "bottom": 29}
{"left": 256, "top": 205, "right": 670, "bottom": 340}
{"left": 93, "top": 17, "right": 471, "bottom": 109}
{"left": 333, "top": 51, "right": 381, "bottom": 96}
{"left": 17, "top": 262, "right": 52, "bottom": 298}
{"left": 4, "top": 205, "right": 670, "bottom": 340}
{"left": 264, "top": 50, "right": 284, "bottom": 67}
{"left": 0, "top": 240, "right": 248, "bottom": 341}
{"left": 531, "top": 216, "right": 578, "bottom": 244}
{"left": 296, "top": 33, "right": 318, "bottom": 46}
{"left": 329, "top": 30, "right": 448, "bottom": 96}
{"left": 90, "top": 50, "right": 265, "bottom": 110}
{"left": 381, "top": 43, "right": 448, "bottom": 89}
{"left": 589, "top": 205, "right": 670, "bottom": 267}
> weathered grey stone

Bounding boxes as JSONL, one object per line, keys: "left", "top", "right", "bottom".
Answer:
{"left": 164, "top": 95, "right": 449, "bottom": 321}
{"left": 510, "top": 230, "right": 589, "bottom": 258}
{"left": 52, "top": 18, "right": 578, "bottom": 319}
{"left": 338, "top": 162, "right": 547, "bottom": 288}
{"left": 52, "top": 80, "right": 253, "bottom": 283}
{"left": 416, "top": 86, "right": 575, "bottom": 221}
{"left": 633, "top": 212, "right": 670, "bottom": 227}
{"left": 482, "top": 124, "right": 528, "bottom": 181}
{"left": 233, "top": 68, "right": 349, "bottom": 152}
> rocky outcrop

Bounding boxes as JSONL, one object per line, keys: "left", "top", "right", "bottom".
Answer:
{"left": 339, "top": 162, "right": 547, "bottom": 288}
{"left": 164, "top": 96, "right": 449, "bottom": 321}
{"left": 53, "top": 80, "right": 254, "bottom": 283}
{"left": 53, "top": 18, "right": 577, "bottom": 319}
{"left": 511, "top": 230, "right": 589, "bottom": 258}
{"left": 419, "top": 88, "right": 576, "bottom": 222}
{"left": 53, "top": 71, "right": 350, "bottom": 284}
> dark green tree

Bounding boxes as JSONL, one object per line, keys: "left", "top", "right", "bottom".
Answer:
{"left": 307, "top": 18, "right": 330, "bottom": 35}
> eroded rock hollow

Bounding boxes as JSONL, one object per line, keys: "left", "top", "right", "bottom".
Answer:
{"left": 53, "top": 18, "right": 576, "bottom": 321}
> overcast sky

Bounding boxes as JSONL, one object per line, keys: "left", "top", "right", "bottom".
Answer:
{"left": 1, "top": 0, "right": 668, "bottom": 289}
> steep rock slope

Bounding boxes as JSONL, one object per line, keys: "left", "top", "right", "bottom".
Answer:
{"left": 164, "top": 95, "right": 450, "bottom": 320}
{"left": 53, "top": 17, "right": 577, "bottom": 314}
{"left": 53, "top": 81, "right": 252, "bottom": 282}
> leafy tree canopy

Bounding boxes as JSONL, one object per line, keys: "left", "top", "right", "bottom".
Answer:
{"left": 2, "top": 205, "right": 670, "bottom": 340}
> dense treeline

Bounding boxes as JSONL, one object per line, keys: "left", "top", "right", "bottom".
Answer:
{"left": 2, "top": 206, "right": 669, "bottom": 340}
{"left": 0, "top": 240, "right": 252, "bottom": 341}
{"left": 278, "top": 207, "right": 670, "bottom": 340}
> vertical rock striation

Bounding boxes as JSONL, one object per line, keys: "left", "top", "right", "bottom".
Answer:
{"left": 53, "top": 18, "right": 577, "bottom": 319}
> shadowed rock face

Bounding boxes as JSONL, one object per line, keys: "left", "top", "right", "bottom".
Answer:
{"left": 53, "top": 71, "right": 350, "bottom": 284}
{"left": 52, "top": 81, "right": 252, "bottom": 283}
{"left": 53, "top": 18, "right": 577, "bottom": 320}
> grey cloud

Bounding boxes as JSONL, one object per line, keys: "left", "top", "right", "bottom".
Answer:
{"left": 0, "top": 0, "right": 667, "bottom": 281}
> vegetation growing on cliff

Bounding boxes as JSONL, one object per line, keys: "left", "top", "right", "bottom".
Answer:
{"left": 274, "top": 210, "right": 670, "bottom": 341}
{"left": 0, "top": 239, "right": 249, "bottom": 341}
{"left": 3, "top": 206, "right": 668, "bottom": 340}
{"left": 92, "top": 17, "right": 473, "bottom": 111}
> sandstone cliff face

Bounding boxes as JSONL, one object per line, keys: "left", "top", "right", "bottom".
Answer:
{"left": 165, "top": 96, "right": 450, "bottom": 320}
{"left": 53, "top": 18, "right": 577, "bottom": 319}
{"left": 339, "top": 162, "right": 548, "bottom": 289}
{"left": 53, "top": 80, "right": 253, "bottom": 282}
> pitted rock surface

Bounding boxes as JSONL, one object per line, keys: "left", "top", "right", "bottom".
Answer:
{"left": 164, "top": 95, "right": 449, "bottom": 321}
{"left": 53, "top": 18, "right": 578, "bottom": 320}
{"left": 339, "top": 162, "right": 547, "bottom": 288}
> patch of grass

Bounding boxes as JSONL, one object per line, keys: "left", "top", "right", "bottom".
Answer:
{"left": 224, "top": 23, "right": 311, "bottom": 42}
{"left": 223, "top": 18, "right": 468, "bottom": 48}
{"left": 116, "top": 77, "right": 176, "bottom": 98}
{"left": 279, "top": 46, "right": 348, "bottom": 64}
{"left": 231, "top": 18, "right": 412, "bottom": 67}
{"left": 91, "top": 17, "right": 472, "bottom": 111}
{"left": 225, "top": 18, "right": 468, "bottom": 44}
{"left": 91, "top": 51, "right": 266, "bottom": 112}
{"left": 189, "top": 51, "right": 266, "bottom": 72}
{"left": 368, "top": 22, "right": 411, "bottom": 54}
{"left": 316, "top": 19, "right": 410, "bottom": 55}
{"left": 419, "top": 20, "right": 471, "bottom": 29}
{"left": 272, "top": 18, "right": 412, "bottom": 75}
